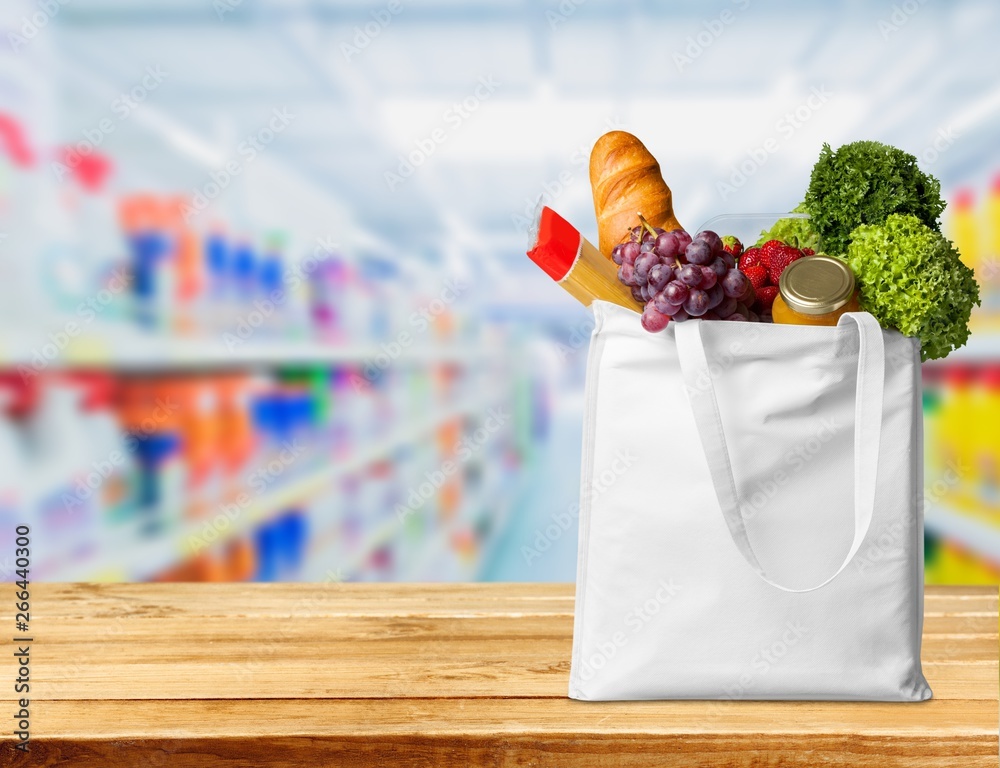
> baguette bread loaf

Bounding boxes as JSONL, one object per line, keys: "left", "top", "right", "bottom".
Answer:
{"left": 589, "top": 131, "right": 683, "bottom": 258}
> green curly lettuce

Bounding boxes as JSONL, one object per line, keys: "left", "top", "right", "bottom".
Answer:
{"left": 845, "top": 214, "right": 980, "bottom": 361}
{"left": 804, "top": 141, "right": 945, "bottom": 255}
{"left": 756, "top": 202, "right": 822, "bottom": 251}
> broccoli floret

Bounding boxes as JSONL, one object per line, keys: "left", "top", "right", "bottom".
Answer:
{"left": 804, "top": 141, "right": 945, "bottom": 255}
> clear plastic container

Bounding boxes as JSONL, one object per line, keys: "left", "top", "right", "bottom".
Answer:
{"left": 696, "top": 212, "right": 834, "bottom": 322}
{"left": 696, "top": 212, "right": 821, "bottom": 254}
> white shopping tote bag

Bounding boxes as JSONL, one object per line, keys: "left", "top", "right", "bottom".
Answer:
{"left": 569, "top": 300, "right": 931, "bottom": 701}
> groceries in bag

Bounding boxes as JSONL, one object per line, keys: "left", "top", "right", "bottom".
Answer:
{"left": 524, "top": 130, "right": 980, "bottom": 360}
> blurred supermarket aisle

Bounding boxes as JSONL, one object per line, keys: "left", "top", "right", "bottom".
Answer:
{"left": 1, "top": 0, "right": 999, "bottom": 583}
{"left": 0, "top": 352, "right": 542, "bottom": 582}
{"left": 921, "top": 177, "right": 1000, "bottom": 585}
{"left": 481, "top": 395, "right": 583, "bottom": 582}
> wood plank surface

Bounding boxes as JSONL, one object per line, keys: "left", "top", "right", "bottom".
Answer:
{"left": 1, "top": 584, "right": 996, "bottom": 767}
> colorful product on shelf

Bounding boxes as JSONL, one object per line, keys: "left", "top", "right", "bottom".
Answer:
{"left": 231, "top": 240, "right": 257, "bottom": 320}
{"left": 253, "top": 510, "right": 308, "bottom": 582}
{"left": 924, "top": 363, "right": 1000, "bottom": 584}
{"left": 309, "top": 256, "right": 350, "bottom": 341}
{"left": 131, "top": 430, "right": 183, "bottom": 533}
{"left": 217, "top": 374, "right": 259, "bottom": 503}
{"left": 204, "top": 226, "right": 229, "bottom": 331}
{"left": 172, "top": 198, "right": 205, "bottom": 335}
{"left": 258, "top": 233, "right": 286, "bottom": 336}
{"left": 226, "top": 537, "right": 257, "bottom": 582}
{"left": 931, "top": 366, "right": 977, "bottom": 510}
{"left": 951, "top": 189, "right": 980, "bottom": 274}
{"left": 74, "top": 372, "right": 132, "bottom": 524}
{"left": 977, "top": 367, "right": 1000, "bottom": 507}
{"left": 931, "top": 364, "right": 1000, "bottom": 512}
{"left": 177, "top": 377, "right": 220, "bottom": 520}
{"left": 25, "top": 377, "right": 98, "bottom": 557}
{"left": 925, "top": 534, "right": 1000, "bottom": 585}
{"left": 989, "top": 177, "right": 1000, "bottom": 291}
{"left": 946, "top": 177, "right": 1000, "bottom": 329}
{"left": 120, "top": 196, "right": 175, "bottom": 331}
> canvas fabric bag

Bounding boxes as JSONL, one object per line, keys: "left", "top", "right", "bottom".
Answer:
{"left": 569, "top": 300, "right": 931, "bottom": 701}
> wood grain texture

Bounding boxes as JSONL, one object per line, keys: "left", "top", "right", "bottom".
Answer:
{"left": 1, "top": 584, "right": 996, "bottom": 767}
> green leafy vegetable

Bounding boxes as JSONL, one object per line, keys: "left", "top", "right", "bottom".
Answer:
{"left": 845, "top": 214, "right": 980, "bottom": 361}
{"left": 756, "top": 202, "right": 821, "bottom": 251}
{"left": 804, "top": 141, "right": 945, "bottom": 255}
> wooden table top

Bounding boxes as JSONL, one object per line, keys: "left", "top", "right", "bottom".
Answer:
{"left": 3, "top": 583, "right": 997, "bottom": 767}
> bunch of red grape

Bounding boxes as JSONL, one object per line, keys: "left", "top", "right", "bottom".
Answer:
{"left": 612, "top": 223, "right": 760, "bottom": 332}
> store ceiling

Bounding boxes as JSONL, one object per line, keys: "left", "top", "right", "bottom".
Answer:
{"left": 46, "top": 0, "right": 1000, "bottom": 306}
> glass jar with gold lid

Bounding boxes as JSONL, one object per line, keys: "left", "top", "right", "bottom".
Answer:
{"left": 772, "top": 256, "right": 861, "bottom": 326}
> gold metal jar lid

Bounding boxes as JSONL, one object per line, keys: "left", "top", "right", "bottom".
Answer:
{"left": 778, "top": 256, "right": 855, "bottom": 315}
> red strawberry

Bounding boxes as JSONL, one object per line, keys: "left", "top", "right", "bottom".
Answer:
{"left": 802, "top": 247, "right": 816, "bottom": 256}
{"left": 721, "top": 235, "right": 743, "bottom": 257}
{"left": 743, "top": 265, "right": 768, "bottom": 290}
{"left": 759, "top": 239, "right": 786, "bottom": 268}
{"left": 756, "top": 285, "right": 779, "bottom": 312}
{"left": 740, "top": 247, "right": 763, "bottom": 270}
{"left": 766, "top": 245, "right": 805, "bottom": 284}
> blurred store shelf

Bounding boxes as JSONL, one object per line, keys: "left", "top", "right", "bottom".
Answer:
{"left": 36, "top": 388, "right": 510, "bottom": 582}
{"left": 467, "top": 470, "right": 534, "bottom": 580}
{"left": 0, "top": 324, "right": 495, "bottom": 370}
{"left": 925, "top": 502, "right": 1000, "bottom": 564}
{"left": 404, "top": 464, "right": 530, "bottom": 581}
{"left": 300, "top": 465, "right": 516, "bottom": 582}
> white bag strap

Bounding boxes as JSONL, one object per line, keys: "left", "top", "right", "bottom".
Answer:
{"left": 674, "top": 313, "right": 885, "bottom": 593}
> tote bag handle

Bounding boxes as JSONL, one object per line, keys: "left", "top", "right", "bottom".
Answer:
{"left": 674, "top": 313, "right": 885, "bottom": 594}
